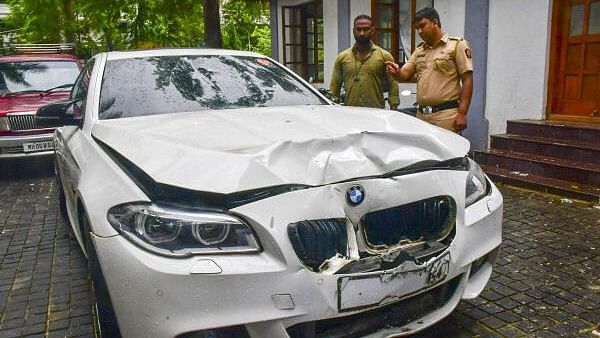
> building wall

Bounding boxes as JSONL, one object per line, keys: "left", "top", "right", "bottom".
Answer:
{"left": 349, "top": 0, "right": 370, "bottom": 21}
{"left": 486, "top": 0, "right": 552, "bottom": 135}
{"left": 435, "top": 0, "right": 466, "bottom": 37}
{"left": 322, "top": 0, "right": 339, "bottom": 87}
{"left": 0, "top": 3, "right": 9, "bottom": 20}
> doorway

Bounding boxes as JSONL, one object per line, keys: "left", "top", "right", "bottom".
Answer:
{"left": 548, "top": 0, "right": 600, "bottom": 122}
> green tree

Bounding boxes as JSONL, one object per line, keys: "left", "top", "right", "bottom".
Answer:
{"left": 221, "top": 0, "right": 270, "bottom": 55}
{"left": 6, "top": 0, "right": 270, "bottom": 57}
{"left": 7, "top": 0, "right": 69, "bottom": 43}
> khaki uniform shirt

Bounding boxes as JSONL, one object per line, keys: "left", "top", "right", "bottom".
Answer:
{"left": 405, "top": 34, "right": 473, "bottom": 106}
{"left": 330, "top": 43, "right": 400, "bottom": 109}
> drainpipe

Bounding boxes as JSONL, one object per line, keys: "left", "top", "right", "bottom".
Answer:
{"left": 338, "top": 0, "right": 351, "bottom": 52}
{"left": 463, "top": 0, "right": 489, "bottom": 151}
{"left": 270, "top": 0, "right": 279, "bottom": 60}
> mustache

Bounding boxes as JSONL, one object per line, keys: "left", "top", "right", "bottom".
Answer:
{"left": 355, "top": 36, "right": 371, "bottom": 45}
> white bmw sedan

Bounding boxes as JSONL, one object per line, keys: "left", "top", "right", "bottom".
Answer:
{"left": 37, "top": 49, "right": 502, "bottom": 338}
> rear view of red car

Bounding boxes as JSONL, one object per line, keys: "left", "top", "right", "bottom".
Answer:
{"left": 0, "top": 44, "right": 81, "bottom": 158}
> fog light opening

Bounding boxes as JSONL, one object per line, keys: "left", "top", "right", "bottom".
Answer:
{"left": 176, "top": 325, "right": 250, "bottom": 338}
{"left": 469, "top": 254, "right": 488, "bottom": 278}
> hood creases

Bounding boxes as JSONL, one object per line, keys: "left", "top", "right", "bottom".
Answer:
{"left": 92, "top": 105, "right": 469, "bottom": 193}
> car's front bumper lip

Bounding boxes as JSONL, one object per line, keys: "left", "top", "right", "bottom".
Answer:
{"left": 0, "top": 133, "right": 54, "bottom": 158}
{"left": 95, "top": 234, "right": 500, "bottom": 338}
{"left": 91, "top": 183, "right": 502, "bottom": 338}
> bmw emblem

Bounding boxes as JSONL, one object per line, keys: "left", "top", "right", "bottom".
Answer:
{"left": 346, "top": 185, "right": 365, "bottom": 206}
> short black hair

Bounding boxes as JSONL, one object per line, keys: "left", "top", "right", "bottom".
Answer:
{"left": 353, "top": 14, "right": 373, "bottom": 26}
{"left": 415, "top": 7, "right": 441, "bottom": 28}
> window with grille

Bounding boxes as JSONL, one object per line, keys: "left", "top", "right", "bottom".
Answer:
{"left": 371, "top": 0, "right": 434, "bottom": 64}
{"left": 282, "top": 1, "right": 324, "bottom": 83}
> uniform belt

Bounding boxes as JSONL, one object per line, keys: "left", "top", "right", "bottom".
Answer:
{"left": 418, "top": 100, "right": 460, "bottom": 114}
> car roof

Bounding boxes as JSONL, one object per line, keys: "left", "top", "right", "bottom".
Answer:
{"left": 104, "top": 48, "right": 265, "bottom": 61}
{"left": 0, "top": 53, "right": 80, "bottom": 63}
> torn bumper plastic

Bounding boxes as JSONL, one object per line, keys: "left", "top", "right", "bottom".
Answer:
{"left": 91, "top": 169, "right": 503, "bottom": 338}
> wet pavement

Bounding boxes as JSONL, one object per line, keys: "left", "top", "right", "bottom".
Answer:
{"left": 0, "top": 158, "right": 599, "bottom": 337}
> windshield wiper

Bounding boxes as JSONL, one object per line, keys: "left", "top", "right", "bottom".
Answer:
{"left": 0, "top": 89, "right": 44, "bottom": 97}
{"left": 41, "top": 83, "right": 73, "bottom": 96}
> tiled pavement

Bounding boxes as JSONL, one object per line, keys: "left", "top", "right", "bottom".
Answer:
{"left": 0, "top": 162, "right": 599, "bottom": 337}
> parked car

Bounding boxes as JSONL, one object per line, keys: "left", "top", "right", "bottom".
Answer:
{"left": 38, "top": 48, "right": 503, "bottom": 338}
{"left": 0, "top": 44, "right": 81, "bottom": 158}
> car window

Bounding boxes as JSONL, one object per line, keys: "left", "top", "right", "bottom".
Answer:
{"left": 0, "top": 61, "right": 80, "bottom": 94}
{"left": 70, "top": 59, "right": 95, "bottom": 117}
{"left": 98, "top": 55, "right": 327, "bottom": 120}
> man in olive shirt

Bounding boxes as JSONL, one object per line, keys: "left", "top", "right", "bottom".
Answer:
{"left": 330, "top": 15, "right": 399, "bottom": 110}
{"left": 386, "top": 8, "right": 473, "bottom": 132}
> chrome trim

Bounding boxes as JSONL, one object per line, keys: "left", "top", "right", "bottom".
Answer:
{"left": 6, "top": 112, "right": 50, "bottom": 131}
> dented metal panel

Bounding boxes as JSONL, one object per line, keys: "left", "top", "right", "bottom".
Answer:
{"left": 91, "top": 105, "right": 470, "bottom": 194}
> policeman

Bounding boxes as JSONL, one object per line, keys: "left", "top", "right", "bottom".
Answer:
{"left": 386, "top": 7, "right": 473, "bottom": 132}
{"left": 330, "top": 14, "right": 399, "bottom": 110}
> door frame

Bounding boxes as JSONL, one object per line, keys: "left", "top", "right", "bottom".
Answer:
{"left": 546, "top": 0, "right": 600, "bottom": 123}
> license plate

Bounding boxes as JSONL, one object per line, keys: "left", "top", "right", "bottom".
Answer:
{"left": 23, "top": 141, "right": 54, "bottom": 153}
{"left": 337, "top": 252, "right": 450, "bottom": 311}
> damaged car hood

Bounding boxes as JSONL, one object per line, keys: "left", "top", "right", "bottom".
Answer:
{"left": 91, "top": 105, "right": 469, "bottom": 194}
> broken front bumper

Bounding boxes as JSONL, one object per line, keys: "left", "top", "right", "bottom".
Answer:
{"left": 92, "top": 170, "right": 503, "bottom": 338}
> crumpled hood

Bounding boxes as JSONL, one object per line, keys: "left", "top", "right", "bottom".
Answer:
{"left": 92, "top": 105, "right": 469, "bottom": 194}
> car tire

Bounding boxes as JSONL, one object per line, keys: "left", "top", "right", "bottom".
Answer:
{"left": 82, "top": 215, "right": 122, "bottom": 338}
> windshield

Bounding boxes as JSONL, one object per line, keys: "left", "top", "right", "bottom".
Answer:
{"left": 0, "top": 61, "right": 80, "bottom": 94}
{"left": 98, "top": 55, "right": 327, "bottom": 120}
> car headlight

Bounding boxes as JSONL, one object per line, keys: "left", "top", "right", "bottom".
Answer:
{"left": 107, "top": 203, "right": 260, "bottom": 257}
{"left": 465, "top": 158, "right": 488, "bottom": 207}
{"left": 0, "top": 117, "right": 9, "bottom": 131}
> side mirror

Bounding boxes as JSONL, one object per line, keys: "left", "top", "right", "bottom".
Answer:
{"left": 397, "top": 107, "right": 418, "bottom": 117}
{"left": 35, "top": 100, "right": 81, "bottom": 127}
{"left": 318, "top": 87, "right": 336, "bottom": 102}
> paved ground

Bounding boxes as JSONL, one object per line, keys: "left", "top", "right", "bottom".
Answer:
{"left": 0, "top": 158, "right": 599, "bottom": 337}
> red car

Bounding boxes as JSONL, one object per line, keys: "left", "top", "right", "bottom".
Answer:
{"left": 0, "top": 49, "right": 81, "bottom": 158}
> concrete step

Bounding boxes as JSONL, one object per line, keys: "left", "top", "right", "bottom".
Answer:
{"left": 490, "top": 134, "right": 600, "bottom": 165}
{"left": 480, "top": 164, "right": 600, "bottom": 202}
{"left": 506, "top": 119, "right": 600, "bottom": 144}
{"left": 472, "top": 149, "right": 600, "bottom": 187}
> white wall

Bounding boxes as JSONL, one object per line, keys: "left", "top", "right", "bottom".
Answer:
{"left": 349, "top": 0, "right": 371, "bottom": 23}
{"left": 322, "top": 0, "right": 339, "bottom": 87}
{"left": 435, "top": 0, "right": 466, "bottom": 37}
{"left": 486, "top": 0, "right": 552, "bottom": 134}
{"left": 0, "top": 4, "right": 9, "bottom": 19}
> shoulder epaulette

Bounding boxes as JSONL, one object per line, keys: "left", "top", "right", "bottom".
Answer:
{"left": 450, "top": 37, "right": 464, "bottom": 60}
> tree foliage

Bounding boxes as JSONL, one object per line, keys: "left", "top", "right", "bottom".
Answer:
{"left": 5, "top": 0, "right": 271, "bottom": 58}
{"left": 6, "top": 0, "right": 67, "bottom": 43}
{"left": 221, "top": 0, "right": 270, "bottom": 55}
